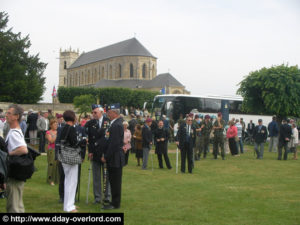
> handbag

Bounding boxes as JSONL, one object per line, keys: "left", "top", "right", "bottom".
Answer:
{"left": 58, "top": 126, "right": 82, "bottom": 165}
{"left": 234, "top": 136, "right": 239, "bottom": 142}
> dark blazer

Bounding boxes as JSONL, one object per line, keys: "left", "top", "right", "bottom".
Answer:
{"left": 176, "top": 123, "right": 196, "bottom": 150}
{"left": 253, "top": 125, "right": 268, "bottom": 144}
{"left": 104, "top": 117, "right": 125, "bottom": 168}
{"left": 27, "top": 113, "right": 38, "bottom": 131}
{"left": 55, "top": 123, "right": 65, "bottom": 160}
{"left": 142, "top": 125, "right": 152, "bottom": 148}
{"left": 279, "top": 123, "right": 292, "bottom": 144}
{"left": 85, "top": 117, "right": 110, "bottom": 162}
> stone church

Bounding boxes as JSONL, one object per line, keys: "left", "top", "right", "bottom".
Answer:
{"left": 59, "top": 38, "right": 189, "bottom": 94}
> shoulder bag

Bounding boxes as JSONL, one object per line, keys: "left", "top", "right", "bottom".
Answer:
{"left": 58, "top": 126, "right": 82, "bottom": 165}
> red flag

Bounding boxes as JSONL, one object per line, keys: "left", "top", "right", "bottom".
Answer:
{"left": 52, "top": 85, "right": 57, "bottom": 97}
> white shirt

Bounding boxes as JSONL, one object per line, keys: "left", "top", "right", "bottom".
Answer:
{"left": 98, "top": 116, "right": 103, "bottom": 129}
{"left": 5, "top": 128, "right": 27, "bottom": 153}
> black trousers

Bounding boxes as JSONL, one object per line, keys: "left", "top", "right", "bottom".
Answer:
{"left": 125, "top": 150, "right": 130, "bottom": 165}
{"left": 228, "top": 138, "right": 238, "bottom": 155}
{"left": 39, "top": 130, "right": 46, "bottom": 153}
{"left": 180, "top": 142, "right": 193, "bottom": 173}
{"left": 107, "top": 166, "right": 123, "bottom": 208}
{"left": 157, "top": 152, "right": 172, "bottom": 169}
{"left": 58, "top": 161, "right": 65, "bottom": 200}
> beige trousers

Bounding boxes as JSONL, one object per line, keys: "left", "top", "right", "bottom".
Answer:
{"left": 6, "top": 178, "right": 25, "bottom": 213}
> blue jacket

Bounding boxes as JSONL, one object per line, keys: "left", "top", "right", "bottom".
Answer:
{"left": 268, "top": 121, "right": 279, "bottom": 137}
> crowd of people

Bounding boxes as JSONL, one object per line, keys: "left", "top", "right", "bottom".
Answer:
{"left": 0, "top": 105, "right": 299, "bottom": 213}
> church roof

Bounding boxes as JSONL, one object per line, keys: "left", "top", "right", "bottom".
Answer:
{"left": 69, "top": 38, "right": 156, "bottom": 69}
{"left": 93, "top": 73, "right": 185, "bottom": 89}
{"left": 143, "top": 73, "right": 184, "bottom": 88}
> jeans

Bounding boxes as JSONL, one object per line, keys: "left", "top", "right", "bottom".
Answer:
{"left": 236, "top": 138, "right": 244, "bottom": 154}
{"left": 254, "top": 142, "right": 264, "bottom": 159}
{"left": 142, "top": 147, "right": 150, "bottom": 169}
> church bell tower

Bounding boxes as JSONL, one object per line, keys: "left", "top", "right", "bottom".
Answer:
{"left": 58, "top": 47, "right": 79, "bottom": 87}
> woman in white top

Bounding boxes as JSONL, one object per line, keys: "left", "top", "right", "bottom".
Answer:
{"left": 5, "top": 104, "right": 28, "bottom": 213}
{"left": 291, "top": 123, "right": 299, "bottom": 160}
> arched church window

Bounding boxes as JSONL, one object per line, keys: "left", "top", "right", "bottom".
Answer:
{"left": 130, "top": 63, "right": 134, "bottom": 78}
{"left": 119, "top": 64, "right": 122, "bottom": 78}
{"left": 64, "top": 61, "right": 67, "bottom": 69}
{"left": 142, "top": 64, "right": 146, "bottom": 78}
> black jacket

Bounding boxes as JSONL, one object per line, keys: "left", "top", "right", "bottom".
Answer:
{"left": 176, "top": 123, "right": 196, "bottom": 150}
{"left": 253, "top": 125, "right": 268, "bottom": 144}
{"left": 142, "top": 125, "right": 152, "bottom": 148}
{"left": 27, "top": 113, "right": 38, "bottom": 131}
{"left": 104, "top": 117, "right": 125, "bottom": 168}
{"left": 154, "top": 127, "right": 169, "bottom": 154}
{"left": 279, "top": 123, "right": 292, "bottom": 144}
{"left": 85, "top": 117, "right": 110, "bottom": 162}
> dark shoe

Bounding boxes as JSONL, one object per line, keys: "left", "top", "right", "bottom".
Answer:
{"left": 168, "top": 167, "right": 172, "bottom": 170}
{"left": 94, "top": 200, "right": 101, "bottom": 204}
{"left": 103, "top": 199, "right": 110, "bottom": 204}
{"left": 102, "top": 204, "right": 119, "bottom": 210}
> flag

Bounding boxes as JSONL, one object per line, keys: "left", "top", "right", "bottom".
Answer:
{"left": 52, "top": 85, "right": 57, "bottom": 97}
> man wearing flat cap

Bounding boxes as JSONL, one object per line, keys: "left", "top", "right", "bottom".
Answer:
{"left": 102, "top": 103, "right": 125, "bottom": 209}
{"left": 85, "top": 104, "right": 111, "bottom": 204}
{"left": 212, "top": 112, "right": 225, "bottom": 160}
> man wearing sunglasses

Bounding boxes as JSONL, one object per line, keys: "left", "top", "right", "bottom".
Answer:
{"left": 85, "top": 104, "right": 111, "bottom": 204}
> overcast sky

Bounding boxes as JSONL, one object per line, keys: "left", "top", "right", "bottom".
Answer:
{"left": 2, "top": 0, "right": 300, "bottom": 103}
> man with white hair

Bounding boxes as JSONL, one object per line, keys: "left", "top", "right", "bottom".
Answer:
{"left": 85, "top": 104, "right": 111, "bottom": 204}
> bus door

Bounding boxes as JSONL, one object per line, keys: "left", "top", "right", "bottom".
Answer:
{"left": 221, "top": 100, "right": 229, "bottom": 123}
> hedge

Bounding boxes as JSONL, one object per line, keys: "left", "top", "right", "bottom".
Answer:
{"left": 57, "top": 87, "right": 160, "bottom": 109}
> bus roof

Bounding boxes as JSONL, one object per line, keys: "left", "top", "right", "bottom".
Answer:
{"left": 154, "top": 94, "right": 243, "bottom": 101}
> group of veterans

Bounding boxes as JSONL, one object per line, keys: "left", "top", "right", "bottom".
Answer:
{"left": 0, "top": 103, "right": 299, "bottom": 213}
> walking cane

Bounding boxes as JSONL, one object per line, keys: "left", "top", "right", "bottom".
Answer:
{"left": 176, "top": 147, "right": 179, "bottom": 174}
{"left": 76, "top": 164, "right": 81, "bottom": 202}
{"left": 86, "top": 163, "right": 92, "bottom": 204}
{"left": 102, "top": 162, "right": 108, "bottom": 205}
{"left": 151, "top": 149, "right": 154, "bottom": 171}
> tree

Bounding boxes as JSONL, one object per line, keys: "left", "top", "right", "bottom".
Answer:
{"left": 0, "top": 12, "right": 47, "bottom": 103}
{"left": 73, "top": 94, "right": 96, "bottom": 118}
{"left": 237, "top": 64, "right": 300, "bottom": 121}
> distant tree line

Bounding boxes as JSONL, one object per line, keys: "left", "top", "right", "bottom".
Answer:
{"left": 58, "top": 87, "right": 160, "bottom": 109}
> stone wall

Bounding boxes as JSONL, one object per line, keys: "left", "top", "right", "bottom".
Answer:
{"left": 0, "top": 102, "right": 75, "bottom": 114}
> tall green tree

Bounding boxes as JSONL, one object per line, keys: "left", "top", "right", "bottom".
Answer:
{"left": 73, "top": 94, "right": 96, "bottom": 118}
{"left": 0, "top": 12, "right": 47, "bottom": 103}
{"left": 237, "top": 64, "right": 300, "bottom": 120}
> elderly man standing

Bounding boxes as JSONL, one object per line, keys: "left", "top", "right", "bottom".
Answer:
{"left": 176, "top": 116, "right": 196, "bottom": 173}
{"left": 102, "top": 104, "right": 125, "bottom": 209}
{"left": 37, "top": 111, "right": 49, "bottom": 153}
{"left": 5, "top": 104, "right": 28, "bottom": 213}
{"left": 85, "top": 104, "right": 111, "bottom": 205}
{"left": 253, "top": 119, "right": 268, "bottom": 159}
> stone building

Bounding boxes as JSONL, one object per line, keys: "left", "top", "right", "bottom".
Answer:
{"left": 59, "top": 38, "right": 189, "bottom": 94}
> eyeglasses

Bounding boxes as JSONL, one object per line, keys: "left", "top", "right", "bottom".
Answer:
{"left": 187, "top": 120, "right": 192, "bottom": 121}
{"left": 92, "top": 111, "right": 98, "bottom": 114}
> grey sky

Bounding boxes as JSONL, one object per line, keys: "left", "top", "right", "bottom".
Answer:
{"left": 2, "top": 0, "right": 300, "bottom": 103}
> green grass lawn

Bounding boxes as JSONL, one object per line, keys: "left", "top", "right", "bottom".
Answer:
{"left": 1, "top": 145, "right": 299, "bottom": 225}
